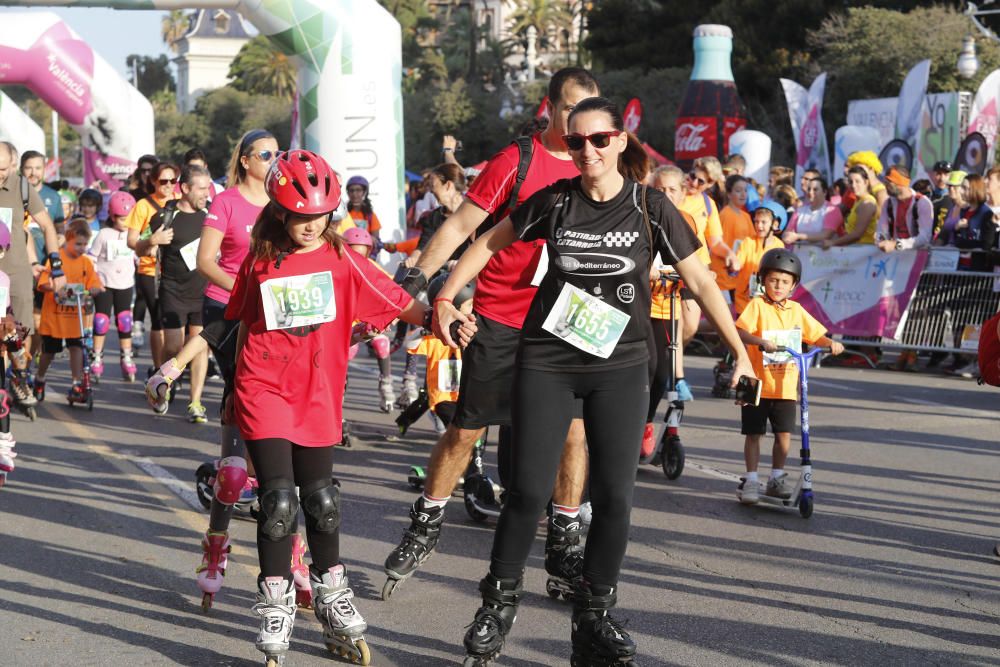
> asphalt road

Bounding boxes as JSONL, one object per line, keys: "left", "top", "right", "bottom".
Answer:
{"left": 1, "top": 345, "right": 997, "bottom": 666}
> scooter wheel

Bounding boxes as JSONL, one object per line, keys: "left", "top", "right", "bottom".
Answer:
{"left": 798, "top": 494, "right": 814, "bottom": 519}
{"left": 87, "top": 395, "right": 94, "bottom": 411}
{"left": 463, "top": 492, "right": 489, "bottom": 523}
{"left": 662, "top": 436, "right": 685, "bottom": 480}
{"left": 407, "top": 466, "right": 426, "bottom": 490}
{"left": 25, "top": 406, "right": 36, "bottom": 422}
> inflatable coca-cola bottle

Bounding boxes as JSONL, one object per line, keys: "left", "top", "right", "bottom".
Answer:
{"left": 674, "top": 24, "right": 748, "bottom": 170}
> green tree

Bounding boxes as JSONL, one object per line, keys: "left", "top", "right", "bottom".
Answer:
{"left": 228, "top": 36, "right": 297, "bottom": 101}
{"left": 161, "top": 10, "right": 190, "bottom": 54}
{"left": 125, "top": 54, "right": 176, "bottom": 98}
{"left": 507, "top": 0, "right": 573, "bottom": 53}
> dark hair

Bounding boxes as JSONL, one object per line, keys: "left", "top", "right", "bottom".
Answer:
{"left": 430, "top": 163, "right": 466, "bottom": 192}
{"left": 547, "top": 67, "right": 599, "bottom": 105}
{"left": 724, "top": 174, "right": 747, "bottom": 193}
{"left": 65, "top": 218, "right": 92, "bottom": 241}
{"left": 183, "top": 148, "right": 207, "bottom": 165}
{"left": 137, "top": 154, "right": 158, "bottom": 167}
{"left": 847, "top": 166, "right": 871, "bottom": 193}
{"left": 911, "top": 178, "right": 932, "bottom": 196}
{"left": 250, "top": 202, "right": 343, "bottom": 261}
{"left": 832, "top": 177, "right": 848, "bottom": 196}
{"left": 179, "top": 164, "right": 209, "bottom": 187}
{"left": 19, "top": 150, "right": 45, "bottom": 168}
{"left": 567, "top": 96, "right": 650, "bottom": 182}
{"left": 805, "top": 177, "right": 829, "bottom": 195}
{"left": 149, "top": 162, "right": 180, "bottom": 197}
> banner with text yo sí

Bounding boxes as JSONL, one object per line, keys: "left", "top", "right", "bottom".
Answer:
{"left": 791, "top": 245, "right": 928, "bottom": 338}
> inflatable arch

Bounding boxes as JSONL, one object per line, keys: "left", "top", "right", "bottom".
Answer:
{"left": 0, "top": 89, "right": 46, "bottom": 156}
{"left": 0, "top": 0, "right": 405, "bottom": 236}
{"left": 0, "top": 12, "right": 154, "bottom": 188}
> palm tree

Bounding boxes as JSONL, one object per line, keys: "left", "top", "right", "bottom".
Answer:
{"left": 507, "top": 0, "right": 572, "bottom": 54}
{"left": 228, "top": 36, "right": 297, "bottom": 101}
{"left": 161, "top": 10, "right": 191, "bottom": 54}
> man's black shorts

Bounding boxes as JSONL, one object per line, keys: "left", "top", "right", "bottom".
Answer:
{"left": 159, "top": 281, "right": 203, "bottom": 329}
{"left": 453, "top": 313, "right": 519, "bottom": 429}
{"left": 741, "top": 398, "right": 797, "bottom": 435}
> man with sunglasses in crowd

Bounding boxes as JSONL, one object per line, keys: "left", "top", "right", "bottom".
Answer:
{"left": 385, "top": 67, "right": 601, "bottom": 597}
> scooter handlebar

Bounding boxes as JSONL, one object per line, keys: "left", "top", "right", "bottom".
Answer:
{"left": 759, "top": 345, "right": 831, "bottom": 358}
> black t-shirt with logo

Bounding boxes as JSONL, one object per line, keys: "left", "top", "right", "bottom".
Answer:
{"left": 151, "top": 207, "right": 208, "bottom": 295}
{"left": 510, "top": 177, "right": 701, "bottom": 372}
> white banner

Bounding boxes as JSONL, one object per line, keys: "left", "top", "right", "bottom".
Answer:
{"left": 847, "top": 97, "right": 896, "bottom": 149}
{"left": 896, "top": 60, "right": 931, "bottom": 160}
{"left": 727, "top": 129, "right": 771, "bottom": 186}
{"left": 833, "top": 125, "right": 882, "bottom": 178}
{"left": 967, "top": 68, "right": 1000, "bottom": 171}
{"left": 783, "top": 74, "right": 832, "bottom": 185}
{"left": 0, "top": 90, "right": 45, "bottom": 156}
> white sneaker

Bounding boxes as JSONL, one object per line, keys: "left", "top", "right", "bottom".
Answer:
{"left": 765, "top": 473, "right": 795, "bottom": 499}
{"left": 738, "top": 477, "right": 759, "bottom": 504}
{"left": 951, "top": 360, "right": 979, "bottom": 379}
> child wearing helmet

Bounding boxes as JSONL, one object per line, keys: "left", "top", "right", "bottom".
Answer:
{"left": 345, "top": 175, "right": 383, "bottom": 249}
{"left": 730, "top": 200, "right": 788, "bottom": 314}
{"left": 733, "top": 248, "right": 843, "bottom": 504}
{"left": 225, "top": 149, "right": 437, "bottom": 665}
{"left": 87, "top": 191, "right": 139, "bottom": 381}
{"left": 76, "top": 188, "right": 104, "bottom": 244}
{"left": 0, "top": 222, "right": 27, "bottom": 485}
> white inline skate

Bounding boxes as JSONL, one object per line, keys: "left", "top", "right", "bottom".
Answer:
{"left": 311, "top": 564, "right": 370, "bottom": 665}
{"left": 252, "top": 575, "right": 296, "bottom": 666}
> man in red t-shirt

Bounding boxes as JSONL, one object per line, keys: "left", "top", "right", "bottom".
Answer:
{"left": 386, "top": 68, "right": 599, "bottom": 592}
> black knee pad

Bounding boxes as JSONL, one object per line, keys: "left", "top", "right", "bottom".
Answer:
{"left": 302, "top": 479, "right": 341, "bottom": 533}
{"left": 258, "top": 485, "right": 298, "bottom": 541}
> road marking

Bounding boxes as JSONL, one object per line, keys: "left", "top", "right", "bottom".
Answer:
{"left": 125, "top": 451, "right": 204, "bottom": 512}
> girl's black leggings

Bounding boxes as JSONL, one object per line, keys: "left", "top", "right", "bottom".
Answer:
{"left": 245, "top": 438, "right": 338, "bottom": 576}
{"left": 490, "top": 363, "right": 647, "bottom": 587}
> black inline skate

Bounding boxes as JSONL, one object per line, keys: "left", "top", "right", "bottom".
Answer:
{"left": 381, "top": 497, "right": 444, "bottom": 600}
{"left": 462, "top": 573, "right": 522, "bottom": 666}
{"left": 544, "top": 513, "right": 585, "bottom": 600}
{"left": 570, "top": 581, "right": 637, "bottom": 667}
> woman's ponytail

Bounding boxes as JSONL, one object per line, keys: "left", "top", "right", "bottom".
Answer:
{"left": 619, "top": 130, "right": 651, "bottom": 182}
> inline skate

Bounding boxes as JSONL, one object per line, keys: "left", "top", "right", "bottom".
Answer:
{"left": 395, "top": 373, "right": 419, "bottom": 409}
{"left": 311, "top": 564, "right": 370, "bottom": 665}
{"left": 290, "top": 533, "right": 313, "bottom": 608}
{"left": 378, "top": 375, "right": 395, "bottom": 413}
{"left": 382, "top": 497, "right": 444, "bottom": 600}
{"left": 196, "top": 530, "right": 230, "bottom": 612}
{"left": 120, "top": 351, "right": 137, "bottom": 382}
{"left": 544, "top": 513, "right": 585, "bottom": 600}
{"left": 90, "top": 351, "right": 104, "bottom": 382}
{"left": 252, "top": 575, "right": 296, "bottom": 666}
{"left": 570, "top": 582, "right": 636, "bottom": 667}
{"left": 8, "top": 367, "right": 37, "bottom": 420}
{"left": 462, "top": 574, "right": 522, "bottom": 666}
{"left": 0, "top": 432, "right": 16, "bottom": 487}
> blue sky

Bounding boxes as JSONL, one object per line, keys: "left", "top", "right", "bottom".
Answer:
{"left": 0, "top": 7, "right": 175, "bottom": 78}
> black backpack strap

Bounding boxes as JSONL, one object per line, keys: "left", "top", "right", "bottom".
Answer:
{"left": 20, "top": 175, "right": 30, "bottom": 213}
{"left": 504, "top": 135, "right": 534, "bottom": 218}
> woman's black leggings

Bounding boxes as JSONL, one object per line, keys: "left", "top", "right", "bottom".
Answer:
{"left": 135, "top": 273, "right": 162, "bottom": 331}
{"left": 646, "top": 317, "right": 672, "bottom": 423}
{"left": 491, "top": 363, "right": 647, "bottom": 587}
{"left": 245, "top": 439, "right": 338, "bottom": 577}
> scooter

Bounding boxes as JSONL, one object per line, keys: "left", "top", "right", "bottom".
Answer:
{"left": 640, "top": 271, "right": 685, "bottom": 480}
{"left": 62, "top": 287, "right": 94, "bottom": 411}
{"left": 406, "top": 431, "right": 504, "bottom": 523}
{"left": 739, "top": 345, "right": 828, "bottom": 519}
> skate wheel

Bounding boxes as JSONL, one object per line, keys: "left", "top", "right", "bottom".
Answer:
{"left": 545, "top": 580, "right": 560, "bottom": 599}
{"left": 354, "top": 639, "right": 371, "bottom": 665}
{"left": 26, "top": 406, "right": 36, "bottom": 422}
{"left": 381, "top": 577, "right": 398, "bottom": 601}
{"left": 201, "top": 592, "right": 212, "bottom": 613}
{"left": 266, "top": 656, "right": 285, "bottom": 667}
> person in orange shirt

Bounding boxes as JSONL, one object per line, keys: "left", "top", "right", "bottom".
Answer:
{"left": 734, "top": 249, "right": 842, "bottom": 504}
{"left": 34, "top": 219, "right": 104, "bottom": 403}
{"left": 125, "top": 161, "right": 180, "bottom": 370}
{"left": 714, "top": 174, "right": 754, "bottom": 292}
{"left": 345, "top": 175, "right": 382, "bottom": 249}
{"left": 731, "top": 200, "right": 787, "bottom": 314}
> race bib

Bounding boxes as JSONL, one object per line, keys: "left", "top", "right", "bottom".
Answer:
{"left": 541, "top": 283, "right": 630, "bottom": 359}
{"left": 0, "top": 208, "right": 11, "bottom": 233}
{"left": 180, "top": 238, "right": 200, "bottom": 271}
{"left": 437, "top": 359, "right": 462, "bottom": 393}
{"left": 260, "top": 271, "right": 336, "bottom": 331}
{"left": 0, "top": 284, "right": 9, "bottom": 314}
{"left": 762, "top": 328, "right": 802, "bottom": 366}
{"left": 107, "top": 238, "right": 132, "bottom": 261}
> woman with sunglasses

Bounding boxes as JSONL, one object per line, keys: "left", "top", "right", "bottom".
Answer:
{"left": 125, "top": 161, "right": 180, "bottom": 373}
{"left": 435, "top": 96, "right": 753, "bottom": 667}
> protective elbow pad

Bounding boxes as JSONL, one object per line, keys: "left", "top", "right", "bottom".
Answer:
{"left": 258, "top": 486, "right": 299, "bottom": 541}
{"left": 370, "top": 334, "right": 390, "bottom": 359}
{"left": 302, "top": 481, "right": 341, "bottom": 533}
{"left": 213, "top": 456, "right": 249, "bottom": 506}
{"left": 116, "top": 310, "right": 133, "bottom": 334}
{"left": 93, "top": 313, "right": 110, "bottom": 336}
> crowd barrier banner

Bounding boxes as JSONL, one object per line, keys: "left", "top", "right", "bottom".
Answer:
{"left": 791, "top": 245, "right": 928, "bottom": 338}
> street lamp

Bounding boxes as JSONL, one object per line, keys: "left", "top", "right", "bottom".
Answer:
{"left": 958, "top": 34, "right": 980, "bottom": 78}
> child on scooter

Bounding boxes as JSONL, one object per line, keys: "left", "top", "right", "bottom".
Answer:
{"left": 34, "top": 219, "right": 104, "bottom": 403}
{"left": 734, "top": 247, "right": 843, "bottom": 504}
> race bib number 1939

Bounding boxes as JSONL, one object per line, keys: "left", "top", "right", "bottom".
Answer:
{"left": 541, "top": 283, "right": 630, "bottom": 359}
{"left": 260, "top": 271, "right": 336, "bottom": 331}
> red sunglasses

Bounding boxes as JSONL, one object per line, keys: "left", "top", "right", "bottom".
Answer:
{"left": 562, "top": 131, "right": 618, "bottom": 151}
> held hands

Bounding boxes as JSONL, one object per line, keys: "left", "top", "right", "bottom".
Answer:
{"left": 433, "top": 300, "right": 477, "bottom": 349}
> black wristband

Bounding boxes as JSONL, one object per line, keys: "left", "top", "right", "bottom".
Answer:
{"left": 48, "top": 252, "right": 64, "bottom": 277}
{"left": 398, "top": 267, "right": 428, "bottom": 297}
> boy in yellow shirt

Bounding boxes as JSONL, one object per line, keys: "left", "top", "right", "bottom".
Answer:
{"left": 731, "top": 200, "right": 788, "bottom": 314}
{"left": 734, "top": 248, "right": 843, "bottom": 504}
{"left": 35, "top": 219, "right": 104, "bottom": 402}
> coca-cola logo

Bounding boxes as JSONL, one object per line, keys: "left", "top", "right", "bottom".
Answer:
{"left": 676, "top": 123, "right": 710, "bottom": 152}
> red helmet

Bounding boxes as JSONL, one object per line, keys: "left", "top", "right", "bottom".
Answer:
{"left": 108, "top": 191, "right": 136, "bottom": 217}
{"left": 266, "top": 149, "right": 342, "bottom": 215}
{"left": 342, "top": 226, "right": 373, "bottom": 249}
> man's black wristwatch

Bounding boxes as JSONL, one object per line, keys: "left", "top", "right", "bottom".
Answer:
{"left": 399, "top": 267, "right": 428, "bottom": 297}
{"left": 48, "top": 252, "right": 64, "bottom": 278}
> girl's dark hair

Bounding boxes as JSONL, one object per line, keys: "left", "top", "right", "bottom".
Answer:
{"left": 250, "top": 202, "right": 343, "bottom": 262}
{"left": 149, "top": 162, "right": 179, "bottom": 197}
{"left": 430, "top": 162, "right": 466, "bottom": 192}
{"left": 567, "top": 96, "right": 650, "bottom": 182}
{"left": 847, "top": 166, "right": 872, "bottom": 192}
{"left": 351, "top": 190, "right": 375, "bottom": 221}
{"left": 724, "top": 174, "right": 747, "bottom": 193}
